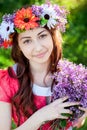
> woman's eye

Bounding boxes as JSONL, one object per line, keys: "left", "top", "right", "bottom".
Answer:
{"left": 23, "top": 39, "right": 32, "bottom": 44}
{"left": 39, "top": 34, "right": 47, "bottom": 39}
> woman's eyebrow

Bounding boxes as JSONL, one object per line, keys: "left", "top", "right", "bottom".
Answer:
{"left": 20, "top": 36, "right": 31, "bottom": 40}
{"left": 20, "top": 30, "right": 47, "bottom": 40}
{"left": 37, "top": 30, "right": 47, "bottom": 35}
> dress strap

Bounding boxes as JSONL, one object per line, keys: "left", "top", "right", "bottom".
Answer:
{"left": 12, "top": 64, "right": 17, "bottom": 74}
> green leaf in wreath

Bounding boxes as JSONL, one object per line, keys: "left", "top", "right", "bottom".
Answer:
{"left": 15, "top": 28, "right": 25, "bottom": 33}
{"left": 40, "top": 17, "right": 48, "bottom": 26}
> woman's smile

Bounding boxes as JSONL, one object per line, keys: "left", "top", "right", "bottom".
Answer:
{"left": 34, "top": 51, "right": 47, "bottom": 58}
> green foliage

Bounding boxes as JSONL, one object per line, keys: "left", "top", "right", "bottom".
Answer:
{"left": 51, "top": 0, "right": 87, "bottom": 66}
{"left": 59, "top": 119, "right": 67, "bottom": 128}
{"left": 63, "top": 1, "right": 87, "bottom": 66}
{"left": 0, "top": 48, "right": 13, "bottom": 68}
{"left": 0, "top": 0, "right": 45, "bottom": 15}
{"left": 11, "top": 120, "right": 17, "bottom": 129}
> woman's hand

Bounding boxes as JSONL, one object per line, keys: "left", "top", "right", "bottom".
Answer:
{"left": 73, "top": 107, "right": 87, "bottom": 128}
{"left": 37, "top": 96, "right": 79, "bottom": 122}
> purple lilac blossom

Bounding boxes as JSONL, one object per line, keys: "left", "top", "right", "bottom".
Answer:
{"left": 2, "top": 13, "right": 15, "bottom": 23}
{"left": 32, "top": 5, "right": 43, "bottom": 17}
{"left": 56, "top": 23, "right": 66, "bottom": 32}
{"left": 54, "top": 5, "right": 68, "bottom": 18}
{"left": 52, "top": 59, "right": 87, "bottom": 120}
{"left": 53, "top": 5, "right": 68, "bottom": 32}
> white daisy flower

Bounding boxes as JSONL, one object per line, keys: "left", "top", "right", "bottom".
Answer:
{"left": 0, "top": 21, "right": 14, "bottom": 40}
{"left": 41, "top": 5, "right": 58, "bottom": 29}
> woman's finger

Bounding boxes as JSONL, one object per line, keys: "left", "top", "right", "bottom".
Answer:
{"left": 61, "top": 109, "right": 72, "bottom": 114}
{"left": 79, "top": 107, "right": 87, "bottom": 112}
{"left": 61, "top": 102, "right": 80, "bottom": 107}
{"left": 53, "top": 96, "right": 69, "bottom": 105}
{"left": 58, "top": 115, "right": 68, "bottom": 119}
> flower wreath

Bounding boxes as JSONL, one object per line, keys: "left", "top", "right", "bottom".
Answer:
{"left": 0, "top": 2, "right": 68, "bottom": 48}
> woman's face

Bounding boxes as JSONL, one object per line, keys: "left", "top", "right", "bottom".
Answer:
{"left": 18, "top": 27, "right": 53, "bottom": 64}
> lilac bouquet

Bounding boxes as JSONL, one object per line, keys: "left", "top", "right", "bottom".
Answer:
{"left": 51, "top": 59, "right": 87, "bottom": 128}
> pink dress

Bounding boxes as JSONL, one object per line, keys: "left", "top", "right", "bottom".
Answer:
{"left": 0, "top": 68, "right": 72, "bottom": 130}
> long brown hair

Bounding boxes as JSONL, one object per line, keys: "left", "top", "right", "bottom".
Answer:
{"left": 8, "top": 27, "right": 63, "bottom": 126}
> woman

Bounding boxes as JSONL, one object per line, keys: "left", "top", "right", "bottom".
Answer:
{"left": 0, "top": 3, "right": 84, "bottom": 130}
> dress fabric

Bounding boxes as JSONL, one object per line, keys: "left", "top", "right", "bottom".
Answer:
{"left": 0, "top": 69, "right": 52, "bottom": 130}
{"left": 0, "top": 68, "right": 72, "bottom": 130}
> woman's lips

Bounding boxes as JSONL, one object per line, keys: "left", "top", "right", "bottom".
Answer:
{"left": 35, "top": 51, "right": 47, "bottom": 58}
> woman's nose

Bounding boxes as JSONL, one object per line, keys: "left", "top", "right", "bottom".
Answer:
{"left": 34, "top": 40, "right": 43, "bottom": 51}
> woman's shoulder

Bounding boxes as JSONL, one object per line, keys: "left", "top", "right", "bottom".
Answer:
{"left": 0, "top": 68, "right": 10, "bottom": 82}
{"left": 0, "top": 65, "right": 19, "bottom": 103}
{"left": 0, "top": 64, "right": 18, "bottom": 84}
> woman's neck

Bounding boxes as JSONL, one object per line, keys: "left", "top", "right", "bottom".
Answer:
{"left": 30, "top": 60, "right": 50, "bottom": 74}
{"left": 29, "top": 60, "right": 52, "bottom": 87}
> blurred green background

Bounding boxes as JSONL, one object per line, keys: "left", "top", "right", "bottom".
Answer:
{"left": 0, "top": 0, "right": 87, "bottom": 68}
{"left": 0, "top": 0, "right": 87, "bottom": 129}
